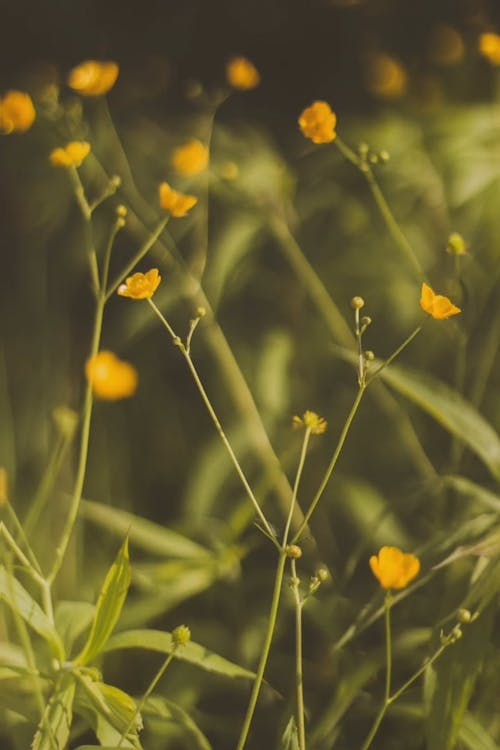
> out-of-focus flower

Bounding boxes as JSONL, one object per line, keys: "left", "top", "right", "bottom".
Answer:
{"left": 220, "top": 161, "right": 239, "bottom": 180}
{"left": 0, "top": 91, "right": 36, "bottom": 134}
{"left": 479, "top": 33, "right": 500, "bottom": 65}
{"left": 49, "top": 141, "right": 91, "bottom": 168}
{"left": 118, "top": 269, "right": 161, "bottom": 300}
{"left": 85, "top": 351, "right": 138, "bottom": 400}
{"left": 446, "top": 232, "right": 468, "bottom": 256}
{"left": 366, "top": 54, "right": 407, "bottom": 99}
{"left": 420, "top": 282, "right": 461, "bottom": 320}
{"left": 0, "top": 467, "right": 8, "bottom": 506}
{"left": 172, "top": 139, "right": 209, "bottom": 176}
{"left": 428, "top": 25, "right": 464, "bottom": 66}
{"left": 298, "top": 101, "right": 336, "bottom": 144}
{"left": 293, "top": 410, "right": 328, "bottom": 435}
{"left": 159, "top": 181, "right": 197, "bottom": 217}
{"left": 226, "top": 57, "right": 260, "bottom": 90}
{"left": 369, "top": 546, "right": 420, "bottom": 590}
{"left": 68, "top": 60, "right": 119, "bottom": 96}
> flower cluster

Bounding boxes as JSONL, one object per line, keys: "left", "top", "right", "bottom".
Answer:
{"left": 68, "top": 60, "right": 119, "bottom": 96}
{"left": 49, "top": 141, "right": 91, "bottom": 168}
{"left": 85, "top": 352, "right": 138, "bottom": 400}
{"left": 370, "top": 546, "right": 420, "bottom": 590}
{"left": 298, "top": 101, "right": 336, "bottom": 144}
{"left": 159, "top": 181, "right": 197, "bottom": 217}
{"left": 172, "top": 139, "right": 209, "bottom": 176}
{"left": 118, "top": 269, "right": 161, "bottom": 300}
{"left": 420, "top": 282, "right": 461, "bottom": 320}
{"left": 293, "top": 410, "right": 328, "bottom": 435}
{"left": 0, "top": 91, "right": 36, "bottom": 134}
{"left": 226, "top": 57, "right": 260, "bottom": 90}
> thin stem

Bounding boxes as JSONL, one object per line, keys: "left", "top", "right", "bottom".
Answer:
{"left": 292, "top": 386, "right": 366, "bottom": 543}
{"left": 366, "top": 326, "right": 422, "bottom": 384}
{"left": 236, "top": 551, "right": 287, "bottom": 750}
{"left": 147, "top": 299, "right": 277, "bottom": 544}
{"left": 67, "top": 167, "right": 91, "bottom": 221}
{"left": 290, "top": 559, "right": 306, "bottom": 750}
{"left": 282, "top": 429, "right": 311, "bottom": 547}
{"left": 360, "top": 592, "right": 392, "bottom": 750}
{"left": 4, "top": 502, "right": 42, "bottom": 576}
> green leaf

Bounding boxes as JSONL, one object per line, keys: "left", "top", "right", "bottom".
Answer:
{"left": 55, "top": 600, "right": 95, "bottom": 655}
{"left": 104, "top": 628, "right": 256, "bottom": 680}
{"left": 31, "top": 672, "right": 76, "bottom": 750}
{"left": 75, "top": 674, "right": 142, "bottom": 748}
{"left": 0, "top": 566, "right": 64, "bottom": 660}
{"left": 81, "top": 499, "right": 211, "bottom": 559}
{"left": 442, "top": 475, "right": 500, "bottom": 512}
{"left": 75, "top": 538, "right": 131, "bottom": 666}
{"left": 459, "top": 712, "right": 500, "bottom": 750}
{"left": 143, "top": 695, "right": 213, "bottom": 750}
{"left": 280, "top": 716, "right": 300, "bottom": 750}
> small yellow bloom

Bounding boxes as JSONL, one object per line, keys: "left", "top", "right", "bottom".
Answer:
{"left": 479, "top": 33, "right": 500, "bottom": 66}
{"left": 85, "top": 351, "right": 138, "bottom": 401}
{"left": 159, "top": 181, "right": 197, "bottom": 217}
{"left": 172, "top": 139, "right": 209, "bottom": 176}
{"left": 49, "top": 141, "right": 91, "bottom": 168}
{"left": 68, "top": 60, "right": 119, "bottom": 96}
{"left": 369, "top": 546, "right": 420, "bottom": 590}
{"left": 293, "top": 410, "right": 328, "bottom": 435}
{"left": 0, "top": 91, "right": 36, "bottom": 134}
{"left": 298, "top": 101, "right": 336, "bottom": 144}
{"left": 420, "top": 282, "right": 461, "bottom": 320}
{"left": 0, "top": 467, "right": 8, "bottom": 506}
{"left": 366, "top": 54, "right": 407, "bottom": 99}
{"left": 226, "top": 57, "right": 260, "bottom": 90}
{"left": 118, "top": 268, "right": 161, "bottom": 300}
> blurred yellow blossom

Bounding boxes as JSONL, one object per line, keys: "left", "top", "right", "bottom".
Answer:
{"left": 366, "top": 54, "right": 407, "bottom": 99}
{"left": 293, "top": 410, "right": 328, "bottom": 435}
{"left": 159, "top": 181, "right": 197, "bottom": 217}
{"left": 479, "top": 33, "right": 500, "bottom": 65}
{"left": 85, "top": 351, "right": 138, "bottom": 400}
{"left": 68, "top": 60, "right": 119, "bottom": 96}
{"left": 298, "top": 101, "right": 336, "bottom": 144}
{"left": 220, "top": 161, "right": 239, "bottom": 180}
{"left": 428, "top": 25, "right": 464, "bottom": 66}
{"left": 0, "top": 467, "right": 8, "bottom": 506}
{"left": 369, "top": 546, "right": 420, "bottom": 590}
{"left": 118, "top": 269, "right": 161, "bottom": 300}
{"left": 226, "top": 57, "right": 260, "bottom": 90}
{"left": 49, "top": 141, "right": 91, "bottom": 168}
{"left": 0, "top": 91, "right": 36, "bottom": 134}
{"left": 420, "top": 282, "right": 461, "bottom": 320}
{"left": 172, "top": 139, "right": 209, "bottom": 176}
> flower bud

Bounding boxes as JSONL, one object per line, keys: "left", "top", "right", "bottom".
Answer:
{"left": 172, "top": 625, "right": 191, "bottom": 647}
{"left": 351, "top": 296, "right": 365, "bottom": 310}
{"left": 285, "top": 544, "right": 303, "bottom": 559}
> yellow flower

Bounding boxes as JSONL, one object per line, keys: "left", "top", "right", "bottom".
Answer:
{"left": 172, "top": 139, "right": 209, "bottom": 176}
{"left": 479, "top": 33, "right": 500, "bottom": 65}
{"left": 118, "top": 268, "right": 161, "bottom": 300}
{"left": 293, "top": 410, "right": 328, "bottom": 435}
{"left": 420, "top": 282, "right": 461, "bottom": 320}
{"left": 68, "top": 60, "right": 119, "bottom": 96}
{"left": 49, "top": 141, "right": 91, "bottom": 168}
{"left": 159, "top": 181, "right": 197, "bottom": 217}
{"left": 298, "top": 101, "right": 336, "bottom": 144}
{"left": 85, "top": 351, "right": 138, "bottom": 400}
{"left": 366, "top": 54, "right": 407, "bottom": 99}
{"left": 226, "top": 57, "right": 260, "bottom": 90}
{"left": 0, "top": 467, "right": 8, "bottom": 506}
{"left": 0, "top": 91, "right": 36, "bottom": 134}
{"left": 369, "top": 546, "right": 420, "bottom": 590}
{"left": 428, "top": 25, "right": 464, "bottom": 67}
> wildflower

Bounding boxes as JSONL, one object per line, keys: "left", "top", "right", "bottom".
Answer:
{"left": 118, "top": 268, "right": 161, "bottom": 300}
{"left": 49, "top": 141, "right": 91, "bottom": 168}
{"left": 172, "top": 625, "right": 191, "bottom": 647}
{"left": 68, "top": 60, "right": 119, "bottom": 96}
{"left": 369, "top": 546, "right": 420, "bottom": 590}
{"left": 293, "top": 410, "right": 328, "bottom": 435}
{"left": 298, "top": 101, "right": 336, "bottom": 144}
{"left": 479, "top": 33, "right": 500, "bottom": 65}
{"left": 446, "top": 232, "right": 468, "bottom": 256}
{"left": 285, "top": 544, "right": 303, "bottom": 559}
{"left": 172, "top": 139, "right": 209, "bottom": 176}
{"left": 0, "top": 91, "right": 36, "bottom": 134}
{"left": 420, "top": 282, "right": 461, "bottom": 320}
{"left": 226, "top": 57, "right": 260, "bottom": 90}
{"left": 85, "top": 351, "right": 138, "bottom": 400}
{"left": 159, "top": 181, "right": 197, "bottom": 217}
{"left": 428, "top": 25, "right": 464, "bottom": 66}
{"left": 366, "top": 54, "right": 407, "bottom": 99}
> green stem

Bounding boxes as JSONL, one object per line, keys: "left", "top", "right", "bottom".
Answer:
{"left": 147, "top": 299, "right": 277, "bottom": 544}
{"left": 283, "top": 429, "right": 311, "bottom": 546}
{"left": 291, "top": 559, "right": 306, "bottom": 750}
{"left": 366, "top": 326, "right": 422, "bottom": 384}
{"left": 236, "top": 550, "right": 287, "bottom": 750}
{"left": 360, "top": 592, "right": 392, "bottom": 750}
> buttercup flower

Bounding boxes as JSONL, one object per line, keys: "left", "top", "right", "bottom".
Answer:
{"left": 49, "top": 141, "right": 91, "bottom": 168}
{"left": 68, "top": 60, "right": 119, "bottom": 96}
{"left": 366, "top": 54, "right": 407, "bottom": 99}
{"left": 369, "top": 546, "right": 420, "bottom": 590}
{"left": 226, "top": 57, "right": 260, "bottom": 90}
{"left": 0, "top": 91, "right": 36, "bottom": 134}
{"left": 172, "top": 139, "right": 209, "bottom": 176}
{"left": 118, "top": 268, "right": 161, "bottom": 300}
{"left": 293, "top": 410, "right": 328, "bottom": 435}
{"left": 479, "top": 33, "right": 500, "bottom": 66}
{"left": 420, "top": 282, "right": 461, "bottom": 320}
{"left": 298, "top": 101, "right": 336, "bottom": 144}
{"left": 159, "top": 181, "right": 197, "bottom": 217}
{"left": 85, "top": 351, "right": 138, "bottom": 400}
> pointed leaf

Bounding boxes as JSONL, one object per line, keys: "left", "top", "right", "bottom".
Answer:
{"left": 76, "top": 538, "right": 131, "bottom": 666}
{"left": 31, "top": 672, "right": 76, "bottom": 750}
